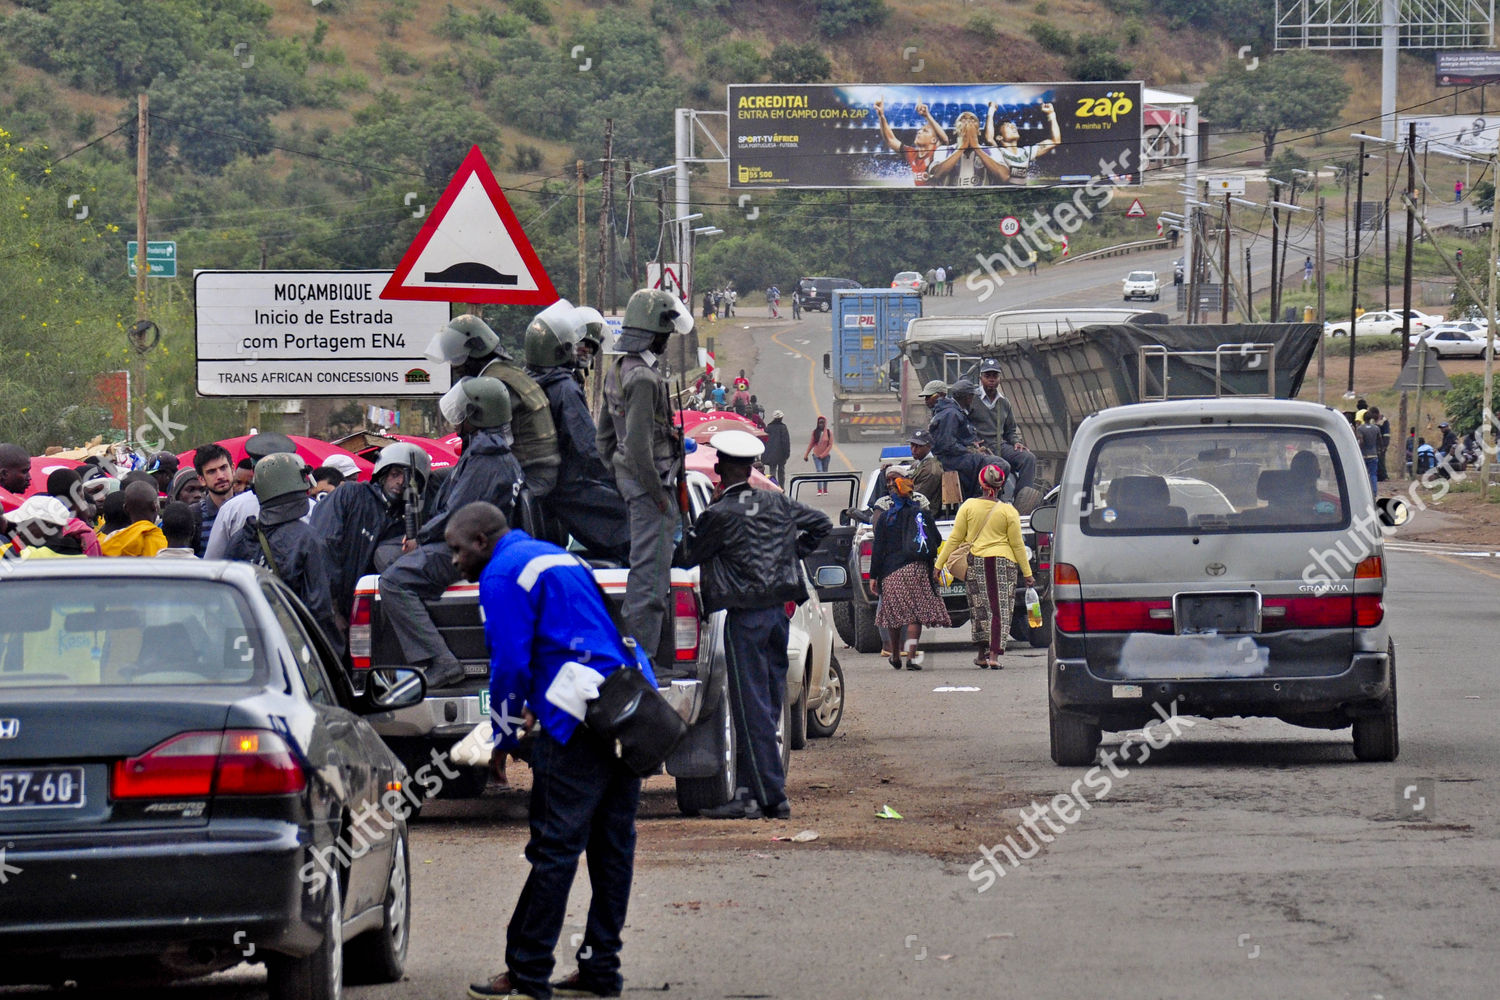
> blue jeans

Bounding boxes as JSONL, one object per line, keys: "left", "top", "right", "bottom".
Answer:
{"left": 505, "top": 727, "right": 642, "bottom": 997}
{"left": 1365, "top": 457, "right": 1379, "bottom": 498}
{"left": 812, "top": 454, "right": 830, "bottom": 490}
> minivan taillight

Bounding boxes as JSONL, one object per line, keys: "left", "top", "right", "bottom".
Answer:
{"left": 112, "top": 730, "right": 305, "bottom": 799}
{"left": 673, "top": 585, "right": 700, "bottom": 661}
{"left": 348, "top": 594, "right": 373, "bottom": 670}
{"left": 858, "top": 540, "right": 873, "bottom": 580}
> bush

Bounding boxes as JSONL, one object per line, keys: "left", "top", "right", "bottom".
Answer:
{"left": 967, "top": 13, "right": 1000, "bottom": 41}
{"left": 765, "top": 42, "right": 831, "bottom": 84}
{"left": 511, "top": 143, "right": 544, "bottom": 172}
{"left": 512, "top": 0, "right": 552, "bottom": 24}
{"left": 1028, "top": 22, "right": 1073, "bottom": 55}
{"left": 377, "top": 42, "right": 418, "bottom": 75}
{"left": 816, "top": 0, "right": 889, "bottom": 36}
{"left": 1442, "top": 373, "right": 1485, "bottom": 435}
{"left": 702, "top": 40, "right": 763, "bottom": 83}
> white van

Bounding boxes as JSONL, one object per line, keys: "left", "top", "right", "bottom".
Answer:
{"left": 1030, "top": 399, "right": 1405, "bottom": 765}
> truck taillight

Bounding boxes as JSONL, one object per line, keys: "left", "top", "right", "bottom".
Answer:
{"left": 112, "top": 730, "right": 305, "bottom": 799}
{"left": 858, "top": 540, "right": 873, "bottom": 579}
{"left": 349, "top": 594, "right": 373, "bottom": 670}
{"left": 673, "top": 585, "right": 700, "bottom": 661}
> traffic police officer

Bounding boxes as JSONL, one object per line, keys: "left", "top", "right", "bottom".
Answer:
{"left": 523, "top": 301, "right": 630, "bottom": 562}
{"left": 598, "top": 288, "right": 693, "bottom": 668}
{"left": 379, "top": 376, "right": 522, "bottom": 689}
{"left": 677, "top": 430, "right": 832, "bottom": 819}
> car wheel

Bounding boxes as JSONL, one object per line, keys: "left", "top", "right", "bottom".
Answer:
{"left": 1049, "top": 700, "right": 1100, "bottom": 766}
{"left": 831, "top": 601, "right": 856, "bottom": 647}
{"left": 1353, "top": 644, "right": 1399, "bottom": 762}
{"left": 788, "top": 660, "right": 809, "bottom": 750}
{"left": 675, "top": 682, "right": 737, "bottom": 814}
{"left": 777, "top": 688, "right": 792, "bottom": 774}
{"left": 1013, "top": 485, "right": 1044, "bottom": 515}
{"left": 807, "top": 653, "right": 844, "bottom": 738}
{"left": 344, "top": 827, "right": 410, "bottom": 984}
{"left": 851, "top": 600, "right": 882, "bottom": 654}
{"left": 267, "top": 864, "right": 343, "bottom": 1000}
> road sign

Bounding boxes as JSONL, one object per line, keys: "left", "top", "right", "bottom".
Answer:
{"left": 127, "top": 240, "right": 176, "bottom": 278}
{"left": 382, "top": 145, "right": 557, "bottom": 305}
{"left": 1059, "top": 235, "right": 1069, "bottom": 257}
{"left": 1206, "top": 176, "right": 1247, "bottom": 196}
{"left": 196, "top": 270, "right": 451, "bottom": 397}
{"left": 1392, "top": 348, "right": 1452, "bottom": 391}
{"left": 1125, "top": 199, "right": 1147, "bottom": 218}
{"left": 999, "top": 216, "right": 1021, "bottom": 237}
{"left": 647, "top": 261, "right": 689, "bottom": 301}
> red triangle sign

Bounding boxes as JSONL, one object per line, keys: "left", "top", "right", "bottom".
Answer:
{"left": 382, "top": 145, "right": 558, "bottom": 305}
{"left": 1125, "top": 198, "right": 1147, "bottom": 218}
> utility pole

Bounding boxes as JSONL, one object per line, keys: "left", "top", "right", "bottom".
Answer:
{"left": 133, "top": 92, "right": 149, "bottom": 447}
{"left": 1317, "top": 197, "right": 1327, "bottom": 405}
{"left": 1483, "top": 123, "right": 1500, "bottom": 497}
{"left": 1343, "top": 162, "right": 1352, "bottom": 283}
{"left": 576, "top": 159, "right": 587, "bottom": 306}
{"left": 623, "top": 160, "right": 636, "bottom": 300}
{"left": 596, "top": 120, "right": 612, "bottom": 313}
{"left": 1399, "top": 123, "right": 1416, "bottom": 464}
{"left": 1221, "top": 194, "right": 1231, "bottom": 324}
{"left": 1383, "top": 146, "right": 1392, "bottom": 310}
{"left": 1269, "top": 181, "right": 1281, "bottom": 321}
{"left": 1244, "top": 246, "right": 1254, "bottom": 321}
{"left": 1186, "top": 207, "right": 1199, "bottom": 323}
{"left": 1348, "top": 140, "right": 1367, "bottom": 398}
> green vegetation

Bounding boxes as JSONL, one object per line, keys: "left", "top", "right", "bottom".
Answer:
{"left": 1199, "top": 51, "right": 1351, "bottom": 160}
{"left": 1441, "top": 373, "right": 1486, "bottom": 435}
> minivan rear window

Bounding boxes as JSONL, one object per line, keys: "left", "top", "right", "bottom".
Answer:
{"left": 1081, "top": 427, "right": 1349, "bottom": 534}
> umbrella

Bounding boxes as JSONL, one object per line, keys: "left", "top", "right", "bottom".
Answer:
{"left": 684, "top": 416, "right": 768, "bottom": 444}
{"left": 177, "top": 435, "right": 374, "bottom": 482}
{"left": 686, "top": 443, "right": 780, "bottom": 492}
{"left": 390, "top": 434, "right": 460, "bottom": 471}
{"left": 0, "top": 487, "right": 22, "bottom": 512}
{"left": 21, "top": 456, "right": 88, "bottom": 498}
{"left": 673, "top": 410, "right": 715, "bottom": 431}
{"left": 331, "top": 432, "right": 460, "bottom": 471}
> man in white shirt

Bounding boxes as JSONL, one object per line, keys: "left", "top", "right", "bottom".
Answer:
{"left": 203, "top": 433, "right": 308, "bottom": 559}
{"left": 985, "top": 101, "right": 1062, "bottom": 186}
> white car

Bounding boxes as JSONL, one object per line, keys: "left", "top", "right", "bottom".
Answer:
{"left": 891, "top": 270, "right": 927, "bottom": 293}
{"left": 1122, "top": 270, "right": 1161, "bottom": 302}
{"left": 1409, "top": 321, "right": 1485, "bottom": 348}
{"left": 1323, "top": 310, "right": 1429, "bottom": 338}
{"left": 1417, "top": 328, "right": 1491, "bottom": 358}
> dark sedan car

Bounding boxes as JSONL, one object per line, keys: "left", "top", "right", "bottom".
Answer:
{"left": 0, "top": 559, "right": 427, "bottom": 999}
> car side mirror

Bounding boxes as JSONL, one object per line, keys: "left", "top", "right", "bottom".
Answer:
{"left": 1028, "top": 504, "right": 1058, "bottom": 533}
{"left": 1376, "top": 496, "right": 1410, "bottom": 528}
{"left": 815, "top": 565, "right": 848, "bottom": 589}
{"left": 360, "top": 667, "right": 426, "bottom": 712}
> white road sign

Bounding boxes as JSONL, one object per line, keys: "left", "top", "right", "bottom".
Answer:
{"left": 195, "top": 270, "right": 452, "bottom": 397}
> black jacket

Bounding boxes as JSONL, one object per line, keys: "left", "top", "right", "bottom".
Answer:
{"left": 869, "top": 502, "right": 943, "bottom": 581}
{"left": 417, "top": 426, "right": 523, "bottom": 545}
{"left": 677, "top": 484, "right": 832, "bottom": 613}
{"left": 763, "top": 419, "right": 792, "bottom": 466}
{"left": 310, "top": 480, "right": 405, "bottom": 623}
{"left": 928, "top": 396, "right": 984, "bottom": 467}
{"left": 530, "top": 365, "right": 612, "bottom": 485}
{"left": 227, "top": 494, "right": 343, "bottom": 658}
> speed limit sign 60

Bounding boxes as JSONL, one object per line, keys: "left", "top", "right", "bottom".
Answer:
{"left": 999, "top": 216, "right": 1020, "bottom": 237}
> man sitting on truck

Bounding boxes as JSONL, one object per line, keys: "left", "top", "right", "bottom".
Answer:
{"left": 924, "top": 380, "right": 999, "bottom": 502}
{"left": 965, "top": 360, "right": 1037, "bottom": 496}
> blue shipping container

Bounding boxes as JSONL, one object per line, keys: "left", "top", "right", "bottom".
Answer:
{"left": 831, "top": 289, "right": 923, "bottom": 394}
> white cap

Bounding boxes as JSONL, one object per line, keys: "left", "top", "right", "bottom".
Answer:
{"left": 709, "top": 429, "right": 764, "bottom": 460}
{"left": 12, "top": 495, "right": 71, "bottom": 530}
{"left": 323, "top": 453, "right": 361, "bottom": 479}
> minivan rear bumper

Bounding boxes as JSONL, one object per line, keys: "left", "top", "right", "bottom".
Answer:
{"left": 1051, "top": 644, "right": 1391, "bottom": 729}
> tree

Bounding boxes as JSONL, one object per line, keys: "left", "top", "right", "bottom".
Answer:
{"left": 1441, "top": 373, "right": 1484, "bottom": 435}
{"left": 702, "top": 41, "right": 764, "bottom": 83}
{"left": 765, "top": 43, "right": 831, "bottom": 84}
{"left": 1199, "top": 50, "right": 1351, "bottom": 161}
{"left": 816, "top": 0, "right": 888, "bottom": 36}
{"left": 144, "top": 64, "right": 280, "bottom": 175}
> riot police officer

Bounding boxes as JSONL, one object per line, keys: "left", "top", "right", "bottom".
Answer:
{"left": 572, "top": 305, "right": 609, "bottom": 388}
{"left": 598, "top": 288, "right": 693, "bottom": 668}
{"left": 523, "top": 302, "right": 630, "bottom": 562}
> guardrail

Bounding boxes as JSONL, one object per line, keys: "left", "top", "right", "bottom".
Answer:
{"left": 1053, "top": 238, "right": 1173, "bottom": 266}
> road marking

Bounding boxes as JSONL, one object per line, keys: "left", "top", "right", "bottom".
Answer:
{"left": 771, "top": 326, "right": 855, "bottom": 472}
{"left": 1429, "top": 551, "right": 1500, "bottom": 582}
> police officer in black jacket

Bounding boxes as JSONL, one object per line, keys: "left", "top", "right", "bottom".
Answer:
{"left": 676, "top": 430, "right": 831, "bottom": 819}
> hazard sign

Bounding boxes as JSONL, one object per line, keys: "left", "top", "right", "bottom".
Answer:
{"left": 1125, "top": 199, "right": 1147, "bottom": 218}
{"left": 382, "top": 145, "right": 558, "bottom": 305}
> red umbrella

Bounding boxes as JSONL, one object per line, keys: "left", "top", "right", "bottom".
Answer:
{"left": 684, "top": 416, "right": 768, "bottom": 444}
{"left": 389, "top": 434, "right": 460, "bottom": 471}
{"left": 0, "top": 487, "right": 22, "bottom": 512}
{"left": 177, "top": 435, "right": 374, "bottom": 482}
{"left": 686, "top": 444, "right": 780, "bottom": 492}
{"left": 674, "top": 410, "right": 715, "bottom": 431}
{"left": 22, "top": 456, "right": 88, "bottom": 498}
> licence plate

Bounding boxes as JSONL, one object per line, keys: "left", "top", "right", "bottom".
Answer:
{"left": 478, "top": 690, "right": 490, "bottom": 718}
{"left": 0, "top": 767, "right": 85, "bottom": 809}
{"left": 1175, "top": 592, "right": 1260, "bottom": 634}
{"left": 938, "top": 584, "right": 967, "bottom": 597}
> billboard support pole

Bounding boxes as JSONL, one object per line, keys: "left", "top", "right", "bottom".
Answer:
{"left": 1221, "top": 194, "right": 1231, "bottom": 324}
{"left": 675, "top": 108, "right": 692, "bottom": 306}
{"left": 1348, "top": 139, "right": 1366, "bottom": 397}
{"left": 1182, "top": 103, "right": 1199, "bottom": 308}
{"left": 1381, "top": 0, "right": 1398, "bottom": 142}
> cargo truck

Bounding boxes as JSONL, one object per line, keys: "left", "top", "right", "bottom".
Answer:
{"left": 821, "top": 289, "right": 921, "bottom": 443}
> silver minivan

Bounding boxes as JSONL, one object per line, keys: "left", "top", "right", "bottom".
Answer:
{"left": 1030, "top": 399, "right": 1403, "bottom": 765}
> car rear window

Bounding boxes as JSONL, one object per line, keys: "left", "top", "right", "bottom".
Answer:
{"left": 0, "top": 580, "right": 267, "bottom": 686}
{"left": 1081, "top": 427, "right": 1350, "bottom": 534}
{"left": 1127, "top": 272, "right": 1154, "bottom": 281}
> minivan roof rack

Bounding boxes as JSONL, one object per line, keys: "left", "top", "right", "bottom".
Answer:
{"left": 1137, "top": 343, "right": 1278, "bottom": 401}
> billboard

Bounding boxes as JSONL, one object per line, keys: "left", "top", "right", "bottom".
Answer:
{"left": 195, "top": 270, "right": 452, "bottom": 398}
{"left": 728, "top": 82, "right": 1142, "bottom": 189}
{"left": 1436, "top": 51, "right": 1500, "bottom": 86}
{"left": 1399, "top": 114, "right": 1499, "bottom": 159}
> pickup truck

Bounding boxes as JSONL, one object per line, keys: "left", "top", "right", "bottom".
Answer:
{"left": 350, "top": 470, "right": 845, "bottom": 816}
{"left": 801, "top": 451, "right": 1053, "bottom": 655}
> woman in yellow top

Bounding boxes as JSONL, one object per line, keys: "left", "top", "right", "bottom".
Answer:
{"left": 934, "top": 464, "right": 1035, "bottom": 669}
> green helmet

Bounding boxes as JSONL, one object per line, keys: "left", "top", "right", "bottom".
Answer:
{"left": 619, "top": 288, "right": 692, "bottom": 351}
{"left": 574, "top": 306, "right": 607, "bottom": 350}
{"left": 372, "top": 442, "right": 432, "bottom": 491}
{"left": 253, "top": 452, "right": 311, "bottom": 502}
{"left": 439, "top": 376, "right": 512, "bottom": 429}
{"left": 523, "top": 300, "right": 582, "bottom": 367}
{"left": 424, "top": 314, "right": 502, "bottom": 365}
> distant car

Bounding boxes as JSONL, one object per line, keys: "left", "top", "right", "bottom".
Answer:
{"left": 1417, "top": 327, "right": 1490, "bottom": 358}
{"left": 1122, "top": 270, "right": 1161, "bottom": 302}
{"left": 891, "top": 271, "right": 928, "bottom": 294}
{"left": 1392, "top": 308, "right": 1439, "bottom": 327}
{"left": 796, "top": 276, "right": 859, "bottom": 312}
{"left": 1324, "top": 310, "right": 1429, "bottom": 338}
{"left": 0, "top": 560, "right": 426, "bottom": 997}
{"left": 1409, "top": 321, "right": 1485, "bottom": 348}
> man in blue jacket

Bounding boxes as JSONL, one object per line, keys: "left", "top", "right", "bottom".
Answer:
{"left": 447, "top": 501, "right": 650, "bottom": 1000}
{"left": 922, "top": 379, "right": 996, "bottom": 501}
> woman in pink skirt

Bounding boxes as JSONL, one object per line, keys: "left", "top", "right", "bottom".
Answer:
{"left": 869, "top": 465, "right": 950, "bottom": 670}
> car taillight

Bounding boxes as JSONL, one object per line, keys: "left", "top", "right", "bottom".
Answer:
{"left": 1355, "top": 594, "right": 1384, "bottom": 627}
{"left": 858, "top": 540, "right": 873, "bottom": 579}
{"left": 348, "top": 593, "right": 373, "bottom": 670}
{"left": 1354, "top": 556, "right": 1383, "bottom": 580}
{"left": 673, "top": 585, "right": 700, "bottom": 662}
{"left": 112, "top": 729, "right": 305, "bottom": 799}
{"left": 1052, "top": 562, "right": 1080, "bottom": 586}
{"left": 785, "top": 601, "right": 797, "bottom": 619}
{"left": 1087, "top": 600, "right": 1174, "bottom": 633}
{"left": 1035, "top": 531, "right": 1052, "bottom": 573}
{"left": 1055, "top": 600, "right": 1083, "bottom": 633}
